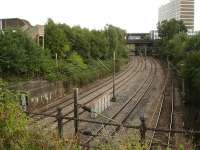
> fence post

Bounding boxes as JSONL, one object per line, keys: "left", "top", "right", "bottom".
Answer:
{"left": 140, "top": 116, "right": 146, "bottom": 145}
{"left": 74, "top": 88, "right": 79, "bottom": 138}
{"left": 56, "top": 107, "right": 64, "bottom": 138}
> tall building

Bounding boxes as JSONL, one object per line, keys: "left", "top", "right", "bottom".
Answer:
{"left": 159, "top": 0, "right": 194, "bottom": 32}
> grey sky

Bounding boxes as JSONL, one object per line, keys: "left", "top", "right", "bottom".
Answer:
{"left": 0, "top": 0, "right": 199, "bottom": 32}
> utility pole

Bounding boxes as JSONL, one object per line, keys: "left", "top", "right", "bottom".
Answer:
{"left": 74, "top": 88, "right": 79, "bottom": 139}
{"left": 139, "top": 114, "right": 146, "bottom": 146}
{"left": 111, "top": 51, "right": 116, "bottom": 102}
{"left": 145, "top": 47, "right": 147, "bottom": 70}
{"left": 56, "top": 108, "right": 64, "bottom": 138}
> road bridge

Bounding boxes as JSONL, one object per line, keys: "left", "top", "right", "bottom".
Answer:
{"left": 126, "top": 33, "right": 154, "bottom": 55}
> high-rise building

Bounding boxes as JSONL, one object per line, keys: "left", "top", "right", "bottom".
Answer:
{"left": 159, "top": 0, "right": 194, "bottom": 32}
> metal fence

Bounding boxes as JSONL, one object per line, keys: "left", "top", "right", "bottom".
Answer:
{"left": 26, "top": 88, "right": 200, "bottom": 147}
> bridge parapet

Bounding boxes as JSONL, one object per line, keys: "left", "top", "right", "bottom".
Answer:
{"left": 126, "top": 33, "right": 153, "bottom": 44}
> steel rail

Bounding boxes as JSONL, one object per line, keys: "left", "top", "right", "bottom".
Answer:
{"left": 33, "top": 56, "right": 144, "bottom": 128}
{"left": 148, "top": 95, "right": 165, "bottom": 150}
{"left": 167, "top": 80, "right": 174, "bottom": 147}
{"left": 148, "top": 68, "right": 169, "bottom": 150}
{"left": 84, "top": 57, "right": 154, "bottom": 144}
{"left": 31, "top": 56, "right": 139, "bottom": 121}
{"left": 110, "top": 58, "right": 157, "bottom": 136}
{"left": 41, "top": 56, "right": 144, "bottom": 127}
{"left": 61, "top": 57, "right": 144, "bottom": 123}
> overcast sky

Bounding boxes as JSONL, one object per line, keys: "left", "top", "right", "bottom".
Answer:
{"left": 0, "top": 0, "right": 199, "bottom": 32}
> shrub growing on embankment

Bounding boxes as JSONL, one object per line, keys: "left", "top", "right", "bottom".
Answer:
{"left": 0, "top": 79, "right": 146, "bottom": 150}
{"left": 0, "top": 19, "right": 128, "bottom": 88}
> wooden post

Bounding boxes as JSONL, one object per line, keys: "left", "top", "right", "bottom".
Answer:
{"left": 56, "top": 108, "right": 63, "bottom": 138}
{"left": 140, "top": 116, "right": 146, "bottom": 145}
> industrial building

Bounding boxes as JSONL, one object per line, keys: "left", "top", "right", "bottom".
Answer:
{"left": 0, "top": 18, "right": 44, "bottom": 48}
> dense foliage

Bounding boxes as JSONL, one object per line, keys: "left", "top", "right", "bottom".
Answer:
{"left": 0, "top": 29, "right": 46, "bottom": 78}
{"left": 0, "top": 79, "right": 28, "bottom": 149}
{"left": 158, "top": 19, "right": 187, "bottom": 40}
{"left": 44, "top": 19, "right": 128, "bottom": 86}
{"left": 0, "top": 79, "right": 82, "bottom": 149}
{"left": 45, "top": 19, "right": 128, "bottom": 60}
{"left": 0, "top": 19, "right": 128, "bottom": 87}
{"left": 157, "top": 19, "right": 200, "bottom": 148}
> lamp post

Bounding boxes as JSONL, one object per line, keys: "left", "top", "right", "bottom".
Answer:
{"left": 111, "top": 51, "right": 116, "bottom": 102}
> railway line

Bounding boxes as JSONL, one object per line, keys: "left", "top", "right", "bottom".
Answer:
{"left": 57, "top": 57, "right": 149, "bottom": 133}
{"left": 32, "top": 56, "right": 146, "bottom": 128}
{"left": 31, "top": 56, "right": 138, "bottom": 120}
{"left": 80, "top": 58, "right": 157, "bottom": 145}
{"left": 30, "top": 56, "right": 176, "bottom": 149}
{"left": 148, "top": 72, "right": 175, "bottom": 150}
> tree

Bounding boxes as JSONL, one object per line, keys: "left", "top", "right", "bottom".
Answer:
{"left": 158, "top": 19, "right": 187, "bottom": 40}
{"left": 167, "top": 32, "right": 188, "bottom": 64}
{"left": 0, "top": 29, "right": 44, "bottom": 78}
{"left": 44, "top": 19, "right": 70, "bottom": 59}
{"left": 186, "top": 32, "right": 200, "bottom": 51}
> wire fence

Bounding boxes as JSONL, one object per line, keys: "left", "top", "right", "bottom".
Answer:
{"left": 27, "top": 106, "right": 200, "bottom": 137}
{"left": 26, "top": 88, "right": 200, "bottom": 149}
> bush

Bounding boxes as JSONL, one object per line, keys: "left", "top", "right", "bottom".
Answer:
{"left": 0, "top": 29, "right": 44, "bottom": 78}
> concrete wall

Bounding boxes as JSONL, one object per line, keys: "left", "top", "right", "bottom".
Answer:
{"left": 90, "top": 93, "right": 111, "bottom": 118}
{"left": 10, "top": 80, "right": 65, "bottom": 111}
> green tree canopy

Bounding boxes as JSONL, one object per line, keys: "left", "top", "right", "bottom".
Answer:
{"left": 158, "top": 19, "right": 187, "bottom": 40}
{"left": 44, "top": 19, "right": 70, "bottom": 59}
{"left": 0, "top": 29, "right": 44, "bottom": 77}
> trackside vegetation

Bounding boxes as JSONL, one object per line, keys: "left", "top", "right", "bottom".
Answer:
{"left": 0, "top": 18, "right": 192, "bottom": 149}
{"left": 0, "top": 19, "right": 128, "bottom": 87}
{"left": 157, "top": 19, "right": 200, "bottom": 149}
{"left": 0, "top": 80, "right": 153, "bottom": 149}
{"left": 0, "top": 80, "right": 186, "bottom": 149}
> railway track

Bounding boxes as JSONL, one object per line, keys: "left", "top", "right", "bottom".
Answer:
{"left": 41, "top": 56, "right": 145, "bottom": 128}
{"left": 82, "top": 58, "right": 157, "bottom": 145}
{"left": 32, "top": 56, "right": 146, "bottom": 128}
{"left": 148, "top": 74, "right": 174, "bottom": 150}
{"left": 31, "top": 56, "right": 139, "bottom": 121}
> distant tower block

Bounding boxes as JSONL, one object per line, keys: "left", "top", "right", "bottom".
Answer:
{"left": 158, "top": 0, "right": 194, "bottom": 32}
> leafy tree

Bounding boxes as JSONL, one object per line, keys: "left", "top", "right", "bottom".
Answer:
{"left": 44, "top": 19, "right": 70, "bottom": 59}
{"left": 1, "top": 18, "right": 128, "bottom": 87}
{"left": 186, "top": 32, "right": 200, "bottom": 51}
{"left": 158, "top": 19, "right": 187, "bottom": 40}
{"left": 167, "top": 33, "right": 188, "bottom": 64}
{"left": 67, "top": 52, "right": 88, "bottom": 70}
{"left": 0, "top": 29, "right": 44, "bottom": 78}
